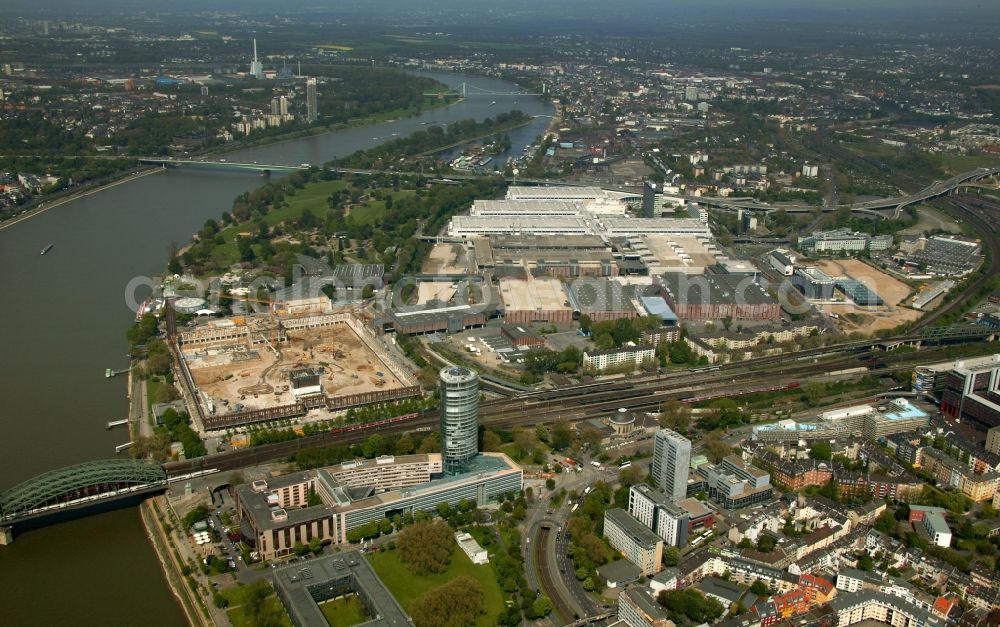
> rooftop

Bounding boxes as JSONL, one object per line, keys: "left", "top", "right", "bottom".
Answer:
{"left": 605, "top": 508, "right": 663, "bottom": 548}
{"left": 659, "top": 273, "right": 774, "bottom": 306}
{"left": 272, "top": 551, "right": 412, "bottom": 627}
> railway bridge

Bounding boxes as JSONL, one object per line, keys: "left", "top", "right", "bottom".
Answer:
{"left": 0, "top": 458, "right": 167, "bottom": 544}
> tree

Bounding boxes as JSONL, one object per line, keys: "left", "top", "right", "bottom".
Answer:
{"left": 154, "top": 383, "right": 181, "bottom": 404}
{"left": 293, "top": 541, "right": 310, "bottom": 557}
{"left": 395, "top": 433, "right": 415, "bottom": 455}
{"left": 241, "top": 580, "right": 285, "bottom": 627}
{"left": 483, "top": 430, "right": 503, "bottom": 452}
{"left": 750, "top": 580, "right": 770, "bottom": 597}
{"left": 236, "top": 235, "right": 256, "bottom": 262}
{"left": 308, "top": 537, "right": 323, "bottom": 555}
{"left": 546, "top": 478, "right": 556, "bottom": 490}
{"left": 663, "top": 546, "right": 680, "bottom": 567}
{"left": 549, "top": 421, "right": 573, "bottom": 451}
{"left": 535, "top": 423, "right": 549, "bottom": 443}
{"left": 362, "top": 434, "right": 387, "bottom": 458}
{"left": 659, "top": 400, "right": 691, "bottom": 434}
{"left": 528, "top": 595, "right": 553, "bottom": 619}
{"left": 803, "top": 382, "right": 826, "bottom": 407}
{"left": 410, "top": 576, "right": 484, "bottom": 627}
{"left": 704, "top": 430, "right": 732, "bottom": 463}
{"left": 619, "top": 465, "right": 644, "bottom": 487}
{"left": 809, "top": 442, "right": 833, "bottom": 461}
{"left": 146, "top": 353, "right": 171, "bottom": 377}
{"left": 398, "top": 519, "right": 454, "bottom": 575}
{"left": 417, "top": 433, "right": 440, "bottom": 454}
{"left": 513, "top": 428, "right": 536, "bottom": 460}
{"left": 756, "top": 535, "right": 776, "bottom": 553}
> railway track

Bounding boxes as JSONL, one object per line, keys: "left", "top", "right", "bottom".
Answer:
{"left": 162, "top": 329, "right": 993, "bottom": 478}
{"left": 163, "top": 352, "right": 868, "bottom": 476}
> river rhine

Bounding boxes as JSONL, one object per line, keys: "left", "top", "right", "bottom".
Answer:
{"left": 0, "top": 71, "right": 552, "bottom": 626}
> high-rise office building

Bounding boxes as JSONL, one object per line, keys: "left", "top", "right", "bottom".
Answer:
{"left": 306, "top": 78, "right": 318, "bottom": 123}
{"left": 439, "top": 367, "right": 479, "bottom": 473}
{"left": 642, "top": 180, "right": 658, "bottom": 218}
{"left": 651, "top": 428, "right": 691, "bottom": 501}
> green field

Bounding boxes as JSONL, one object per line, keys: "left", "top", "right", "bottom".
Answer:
{"left": 935, "top": 153, "right": 998, "bottom": 173}
{"left": 368, "top": 547, "right": 505, "bottom": 627}
{"left": 319, "top": 595, "right": 370, "bottom": 627}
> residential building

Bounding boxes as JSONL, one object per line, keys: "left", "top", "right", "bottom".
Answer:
{"left": 306, "top": 78, "right": 317, "bottom": 123}
{"left": 618, "top": 585, "right": 673, "bottom": 627}
{"left": 836, "top": 569, "right": 883, "bottom": 593}
{"left": 652, "top": 429, "right": 692, "bottom": 501}
{"left": 987, "top": 426, "right": 1000, "bottom": 455}
{"left": 909, "top": 505, "right": 952, "bottom": 548}
{"left": 583, "top": 344, "right": 656, "bottom": 372}
{"left": 628, "top": 483, "right": 690, "bottom": 547}
{"left": 604, "top": 508, "right": 664, "bottom": 576}
{"left": 828, "top": 591, "right": 945, "bottom": 627}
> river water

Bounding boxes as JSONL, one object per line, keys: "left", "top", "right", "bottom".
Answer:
{"left": 0, "top": 71, "right": 552, "bottom": 625}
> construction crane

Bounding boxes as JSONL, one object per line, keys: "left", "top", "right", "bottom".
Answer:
{"left": 232, "top": 294, "right": 284, "bottom": 350}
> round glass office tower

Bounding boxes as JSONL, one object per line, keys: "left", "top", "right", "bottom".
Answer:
{"left": 439, "top": 366, "right": 480, "bottom": 473}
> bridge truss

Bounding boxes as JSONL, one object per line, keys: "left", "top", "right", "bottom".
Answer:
{"left": 0, "top": 458, "right": 166, "bottom": 523}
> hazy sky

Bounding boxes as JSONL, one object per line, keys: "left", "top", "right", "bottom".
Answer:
{"left": 8, "top": 0, "right": 1000, "bottom": 27}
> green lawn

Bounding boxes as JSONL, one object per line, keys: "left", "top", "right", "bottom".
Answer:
{"left": 368, "top": 547, "right": 505, "bottom": 627}
{"left": 319, "top": 595, "right": 370, "bottom": 627}
{"left": 145, "top": 377, "right": 162, "bottom": 417}
{"left": 347, "top": 189, "right": 414, "bottom": 225}
{"left": 226, "top": 597, "right": 292, "bottom": 627}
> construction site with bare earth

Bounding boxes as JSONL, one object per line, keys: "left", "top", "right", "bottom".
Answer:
{"left": 172, "top": 307, "right": 420, "bottom": 432}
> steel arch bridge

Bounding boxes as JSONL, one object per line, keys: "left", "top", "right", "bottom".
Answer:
{"left": 0, "top": 459, "right": 166, "bottom": 523}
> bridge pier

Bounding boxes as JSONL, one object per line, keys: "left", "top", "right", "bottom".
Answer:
{"left": 0, "top": 526, "right": 13, "bottom": 546}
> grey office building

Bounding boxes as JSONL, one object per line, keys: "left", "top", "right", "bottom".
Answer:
{"left": 440, "top": 367, "right": 480, "bottom": 473}
{"left": 652, "top": 429, "right": 691, "bottom": 501}
{"left": 642, "top": 180, "right": 658, "bottom": 218}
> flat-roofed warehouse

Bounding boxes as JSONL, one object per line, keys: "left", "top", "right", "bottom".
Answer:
{"left": 470, "top": 199, "right": 590, "bottom": 217}
{"left": 448, "top": 216, "right": 591, "bottom": 238}
{"left": 475, "top": 235, "right": 617, "bottom": 278}
{"left": 506, "top": 185, "right": 618, "bottom": 201}
{"left": 384, "top": 302, "right": 500, "bottom": 335}
{"left": 499, "top": 277, "right": 574, "bottom": 324}
{"left": 599, "top": 217, "right": 712, "bottom": 238}
{"left": 658, "top": 273, "right": 780, "bottom": 321}
{"left": 566, "top": 278, "right": 642, "bottom": 322}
